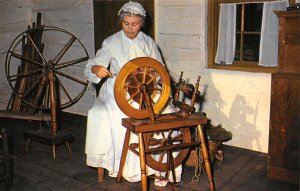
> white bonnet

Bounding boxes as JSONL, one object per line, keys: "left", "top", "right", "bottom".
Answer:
{"left": 118, "top": 1, "right": 146, "bottom": 17}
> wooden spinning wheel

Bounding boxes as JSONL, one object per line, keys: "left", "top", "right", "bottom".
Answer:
{"left": 113, "top": 57, "right": 215, "bottom": 191}
{"left": 4, "top": 23, "right": 89, "bottom": 158}
{"left": 5, "top": 26, "right": 89, "bottom": 111}
{"left": 114, "top": 57, "right": 170, "bottom": 119}
{"left": 5, "top": 25, "right": 89, "bottom": 136}
{"left": 114, "top": 57, "right": 191, "bottom": 172}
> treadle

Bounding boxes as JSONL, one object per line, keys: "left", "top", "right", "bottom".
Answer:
{"left": 23, "top": 129, "right": 74, "bottom": 159}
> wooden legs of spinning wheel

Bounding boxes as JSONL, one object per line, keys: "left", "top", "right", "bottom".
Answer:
{"left": 197, "top": 124, "right": 215, "bottom": 191}
{"left": 116, "top": 125, "right": 215, "bottom": 191}
{"left": 138, "top": 133, "right": 147, "bottom": 191}
{"left": 98, "top": 130, "right": 131, "bottom": 184}
{"left": 117, "top": 130, "right": 148, "bottom": 191}
{"left": 117, "top": 130, "right": 131, "bottom": 183}
{"left": 48, "top": 71, "right": 57, "bottom": 136}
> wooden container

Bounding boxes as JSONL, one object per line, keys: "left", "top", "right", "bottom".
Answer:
{"left": 268, "top": 10, "right": 300, "bottom": 185}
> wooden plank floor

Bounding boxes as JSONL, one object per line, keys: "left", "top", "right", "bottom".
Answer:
{"left": 0, "top": 113, "right": 298, "bottom": 191}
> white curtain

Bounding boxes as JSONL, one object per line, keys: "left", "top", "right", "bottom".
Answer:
{"left": 215, "top": 4, "right": 236, "bottom": 65}
{"left": 259, "top": 1, "right": 287, "bottom": 67}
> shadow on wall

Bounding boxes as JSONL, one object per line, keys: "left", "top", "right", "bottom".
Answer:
{"left": 195, "top": 72, "right": 262, "bottom": 151}
{"left": 229, "top": 95, "right": 261, "bottom": 150}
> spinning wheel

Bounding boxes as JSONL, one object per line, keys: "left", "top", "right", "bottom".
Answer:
{"left": 5, "top": 26, "right": 89, "bottom": 111}
{"left": 114, "top": 57, "right": 170, "bottom": 119}
{"left": 4, "top": 24, "right": 89, "bottom": 158}
{"left": 113, "top": 57, "right": 215, "bottom": 191}
{"left": 114, "top": 57, "right": 191, "bottom": 171}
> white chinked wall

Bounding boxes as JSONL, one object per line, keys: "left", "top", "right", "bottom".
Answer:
{"left": 0, "top": 0, "right": 271, "bottom": 153}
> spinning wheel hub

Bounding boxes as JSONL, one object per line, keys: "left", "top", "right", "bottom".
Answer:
{"left": 44, "top": 60, "right": 54, "bottom": 72}
{"left": 139, "top": 84, "right": 150, "bottom": 94}
{"left": 127, "top": 73, "right": 155, "bottom": 104}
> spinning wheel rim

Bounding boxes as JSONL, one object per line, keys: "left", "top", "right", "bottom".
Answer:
{"left": 114, "top": 57, "right": 170, "bottom": 119}
{"left": 5, "top": 26, "right": 89, "bottom": 110}
{"left": 144, "top": 128, "right": 191, "bottom": 171}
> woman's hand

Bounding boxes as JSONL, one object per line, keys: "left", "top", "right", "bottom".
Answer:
{"left": 92, "top": 65, "right": 112, "bottom": 78}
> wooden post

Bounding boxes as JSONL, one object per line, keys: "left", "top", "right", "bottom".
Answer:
{"left": 138, "top": 133, "right": 147, "bottom": 191}
{"left": 197, "top": 124, "right": 215, "bottom": 191}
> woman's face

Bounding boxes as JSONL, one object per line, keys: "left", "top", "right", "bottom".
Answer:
{"left": 121, "top": 15, "right": 142, "bottom": 39}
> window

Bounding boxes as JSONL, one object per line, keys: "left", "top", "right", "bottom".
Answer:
{"left": 235, "top": 3, "right": 263, "bottom": 62}
{"left": 208, "top": 0, "right": 289, "bottom": 73}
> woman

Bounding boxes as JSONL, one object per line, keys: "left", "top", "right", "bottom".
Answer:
{"left": 84, "top": 1, "right": 181, "bottom": 186}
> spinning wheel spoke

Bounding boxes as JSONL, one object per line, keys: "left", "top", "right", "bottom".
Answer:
{"left": 127, "top": 90, "right": 140, "bottom": 103}
{"left": 167, "top": 130, "right": 173, "bottom": 135}
{"left": 9, "top": 52, "right": 44, "bottom": 67}
{"left": 130, "top": 73, "right": 141, "bottom": 85}
{"left": 148, "top": 136, "right": 163, "bottom": 146}
{"left": 161, "top": 132, "right": 166, "bottom": 139}
{"left": 55, "top": 70, "right": 88, "bottom": 86}
{"left": 26, "top": 34, "right": 47, "bottom": 64}
{"left": 139, "top": 94, "right": 144, "bottom": 109}
{"left": 53, "top": 36, "right": 76, "bottom": 65}
{"left": 126, "top": 85, "right": 138, "bottom": 89}
{"left": 145, "top": 72, "right": 159, "bottom": 85}
{"left": 170, "top": 130, "right": 184, "bottom": 145}
{"left": 171, "top": 133, "right": 184, "bottom": 142}
{"left": 55, "top": 56, "right": 89, "bottom": 70}
{"left": 142, "top": 66, "right": 148, "bottom": 83}
{"left": 8, "top": 68, "right": 43, "bottom": 82}
{"left": 158, "top": 150, "right": 168, "bottom": 163}
{"left": 149, "top": 86, "right": 162, "bottom": 92}
{"left": 54, "top": 74, "right": 73, "bottom": 103}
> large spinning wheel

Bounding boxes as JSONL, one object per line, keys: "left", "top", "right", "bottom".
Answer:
{"left": 5, "top": 25, "right": 89, "bottom": 136}
{"left": 114, "top": 57, "right": 191, "bottom": 172}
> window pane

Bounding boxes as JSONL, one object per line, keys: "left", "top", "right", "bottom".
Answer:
{"left": 243, "top": 34, "right": 260, "bottom": 61}
{"left": 234, "top": 34, "right": 241, "bottom": 61}
{"left": 234, "top": 34, "right": 260, "bottom": 62}
{"left": 244, "top": 3, "right": 263, "bottom": 32}
{"left": 236, "top": 4, "right": 242, "bottom": 32}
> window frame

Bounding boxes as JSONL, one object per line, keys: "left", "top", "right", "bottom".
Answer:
{"left": 207, "top": 0, "right": 292, "bottom": 73}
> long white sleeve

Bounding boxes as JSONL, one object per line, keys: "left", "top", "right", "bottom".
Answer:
{"left": 84, "top": 40, "right": 112, "bottom": 84}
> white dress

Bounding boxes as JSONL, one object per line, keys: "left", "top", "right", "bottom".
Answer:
{"left": 84, "top": 30, "right": 181, "bottom": 183}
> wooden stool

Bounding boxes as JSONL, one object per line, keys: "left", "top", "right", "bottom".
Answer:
{"left": 24, "top": 129, "right": 74, "bottom": 159}
{"left": 0, "top": 110, "right": 73, "bottom": 159}
{"left": 116, "top": 112, "right": 215, "bottom": 191}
